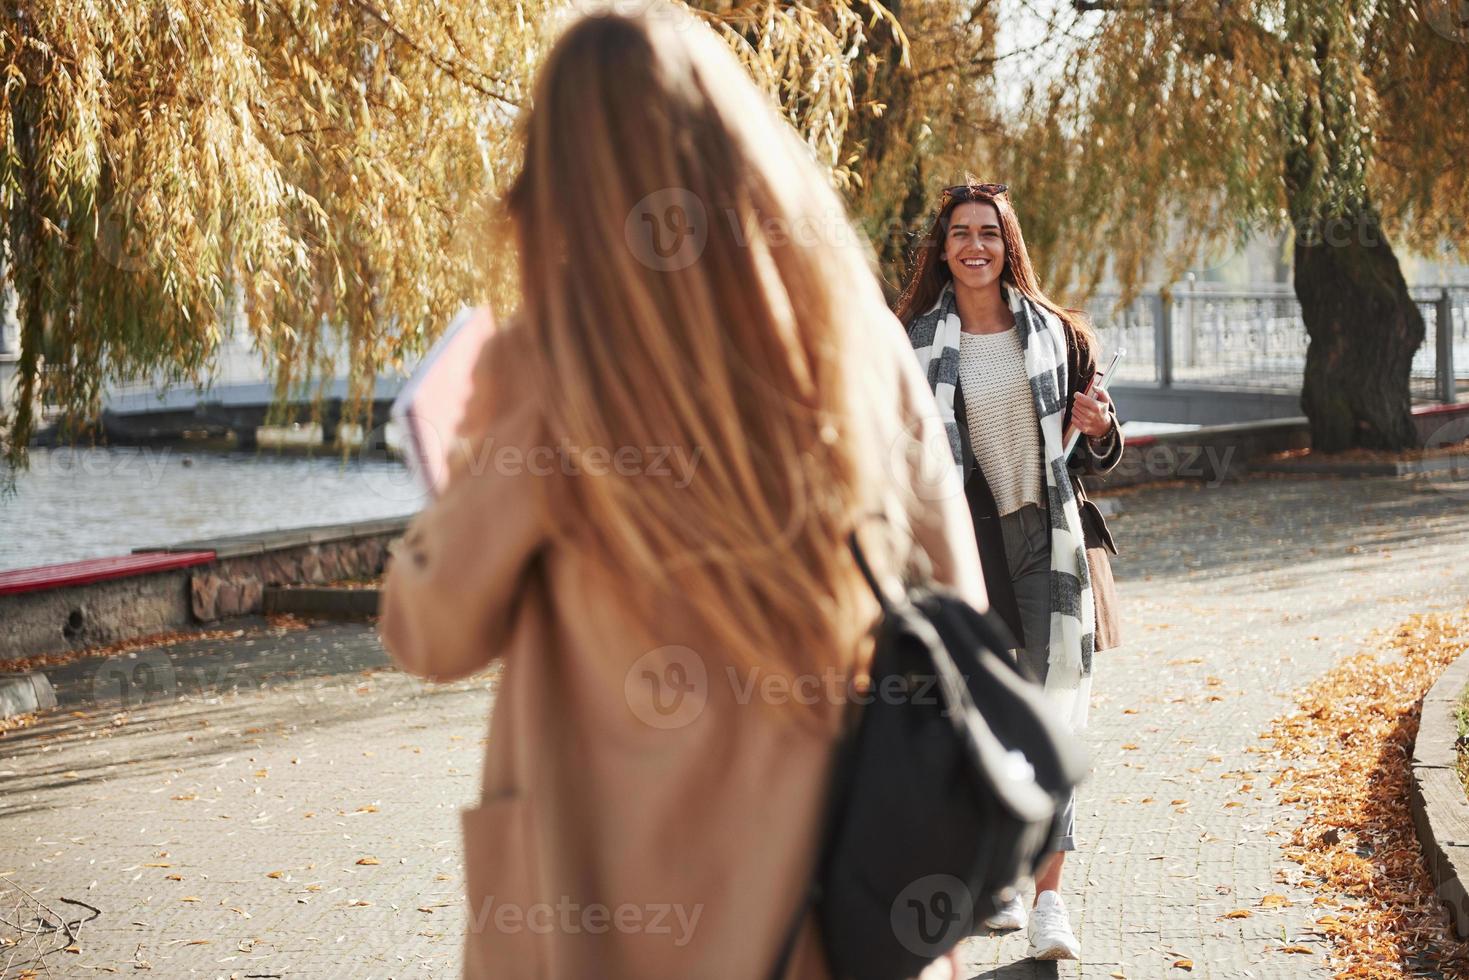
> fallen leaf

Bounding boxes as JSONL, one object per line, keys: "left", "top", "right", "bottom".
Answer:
{"left": 356, "top": 857, "right": 381, "bottom": 866}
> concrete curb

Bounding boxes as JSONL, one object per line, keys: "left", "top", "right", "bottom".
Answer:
{"left": 0, "top": 671, "right": 58, "bottom": 719}
{"left": 1410, "top": 648, "right": 1469, "bottom": 938}
{"left": 263, "top": 586, "right": 381, "bottom": 620}
{"left": 133, "top": 516, "right": 412, "bottom": 560}
{"left": 3, "top": 518, "right": 409, "bottom": 661}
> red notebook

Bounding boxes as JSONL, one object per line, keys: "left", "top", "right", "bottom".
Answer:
{"left": 390, "top": 305, "right": 495, "bottom": 498}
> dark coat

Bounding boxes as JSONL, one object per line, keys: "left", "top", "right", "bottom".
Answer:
{"left": 955, "top": 322, "right": 1124, "bottom": 653}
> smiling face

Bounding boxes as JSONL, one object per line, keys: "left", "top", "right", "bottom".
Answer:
{"left": 940, "top": 201, "right": 1006, "bottom": 291}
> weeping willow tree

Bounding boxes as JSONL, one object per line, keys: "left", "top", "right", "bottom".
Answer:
{"left": 0, "top": 0, "right": 529, "bottom": 472}
{"left": 1, "top": 0, "right": 997, "bottom": 472}
{"left": 846, "top": 0, "right": 1005, "bottom": 292}
{"left": 1000, "top": 0, "right": 1469, "bottom": 451}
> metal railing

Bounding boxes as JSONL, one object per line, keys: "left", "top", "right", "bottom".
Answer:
{"left": 1086, "top": 283, "right": 1466, "bottom": 403}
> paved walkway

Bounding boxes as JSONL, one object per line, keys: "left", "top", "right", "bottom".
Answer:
{"left": 2, "top": 473, "right": 1468, "bottom": 978}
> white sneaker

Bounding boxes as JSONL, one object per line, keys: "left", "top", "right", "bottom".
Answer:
{"left": 983, "top": 893, "right": 1027, "bottom": 931}
{"left": 1026, "top": 890, "right": 1080, "bottom": 960}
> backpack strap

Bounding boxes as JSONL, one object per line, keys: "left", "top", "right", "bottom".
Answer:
{"left": 848, "top": 530, "right": 896, "bottom": 613}
{"left": 768, "top": 533, "right": 888, "bottom": 980}
{"left": 767, "top": 887, "right": 811, "bottom": 980}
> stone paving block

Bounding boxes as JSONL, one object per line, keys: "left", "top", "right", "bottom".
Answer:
{"left": 3, "top": 475, "right": 1469, "bottom": 975}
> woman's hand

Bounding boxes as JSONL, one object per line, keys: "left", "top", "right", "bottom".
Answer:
{"left": 1071, "top": 386, "right": 1114, "bottom": 440}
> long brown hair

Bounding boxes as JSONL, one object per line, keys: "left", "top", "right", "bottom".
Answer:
{"left": 893, "top": 181, "right": 1096, "bottom": 351}
{"left": 505, "top": 10, "right": 914, "bottom": 720}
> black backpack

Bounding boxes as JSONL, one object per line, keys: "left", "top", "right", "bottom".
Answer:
{"left": 770, "top": 536, "right": 1088, "bottom": 980}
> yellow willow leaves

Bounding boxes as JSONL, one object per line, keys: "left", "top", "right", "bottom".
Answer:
{"left": 1262, "top": 606, "right": 1469, "bottom": 975}
{"left": 5, "top": 0, "right": 986, "bottom": 466}
{"left": 997, "top": 0, "right": 1469, "bottom": 308}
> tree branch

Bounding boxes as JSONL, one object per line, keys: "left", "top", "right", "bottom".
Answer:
{"left": 341, "top": 0, "right": 523, "bottom": 109}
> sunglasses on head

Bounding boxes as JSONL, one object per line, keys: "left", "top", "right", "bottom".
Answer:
{"left": 943, "top": 182, "right": 1008, "bottom": 199}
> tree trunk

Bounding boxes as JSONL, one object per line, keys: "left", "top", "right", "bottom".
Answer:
{"left": 1294, "top": 212, "right": 1424, "bottom": 452}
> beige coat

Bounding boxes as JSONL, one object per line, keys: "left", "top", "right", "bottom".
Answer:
{"left": 378, "top": 318, "right": 986, "bottom": 979}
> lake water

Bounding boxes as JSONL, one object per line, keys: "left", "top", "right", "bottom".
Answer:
{"left": 1, "top": 447, "right": 426, "bottom": 572}
{"left": 0, "top": 420, "right": 1189, "bottom": 573}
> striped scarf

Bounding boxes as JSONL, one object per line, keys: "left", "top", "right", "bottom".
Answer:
{"left": 907, "top": 282, "right": 1095, "bottom": 730}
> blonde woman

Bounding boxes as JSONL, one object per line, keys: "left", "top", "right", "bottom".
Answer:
{"left": 379, "top": 9, "right": 986, "bottom": 979}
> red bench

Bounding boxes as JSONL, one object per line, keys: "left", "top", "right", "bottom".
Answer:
{"left": 0, "top": 551, "right": 216, "bottom": 596}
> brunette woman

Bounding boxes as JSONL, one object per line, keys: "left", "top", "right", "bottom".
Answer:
{"left": 379, "top": 10, "right": 986, "bottom": 980}
{"left": 894, "top": 181, "right": 1124, "bottom": 962}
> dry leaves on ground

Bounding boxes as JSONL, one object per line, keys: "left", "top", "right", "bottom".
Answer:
{"left": 1263, "top": 606, "right": 1469, "bottom": 977}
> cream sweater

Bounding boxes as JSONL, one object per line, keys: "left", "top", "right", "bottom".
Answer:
{"left": 958, "top": 328, "right": 1044, "bottom": 516}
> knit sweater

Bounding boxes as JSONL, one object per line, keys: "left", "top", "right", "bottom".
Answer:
{"left": 957, "top": 328, "right": 1044, "bottom": 516}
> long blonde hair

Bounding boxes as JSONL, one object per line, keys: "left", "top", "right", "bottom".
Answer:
{"left": 506, "top": 9, "right": 912, "bottom": 720}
